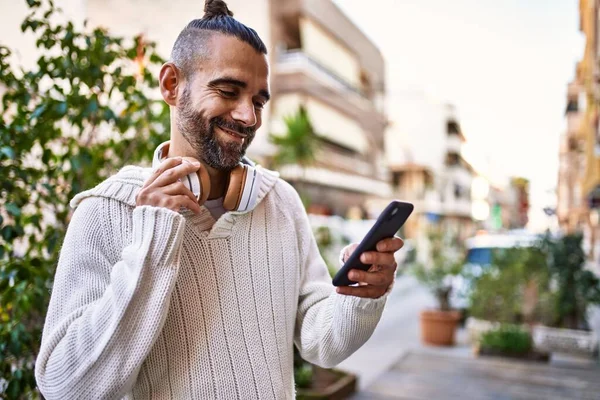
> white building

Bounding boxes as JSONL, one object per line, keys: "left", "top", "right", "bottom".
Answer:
{"left": 385, "top": 90, "right": 476, "bottom": 262}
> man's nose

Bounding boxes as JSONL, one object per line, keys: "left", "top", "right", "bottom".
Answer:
{"left": 231, "top": 100, "right": 257, "bottom": 128}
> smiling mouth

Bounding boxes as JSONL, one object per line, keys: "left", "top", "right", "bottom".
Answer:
{"left": 216, "top": 126, "right": 247, "bottom": 142}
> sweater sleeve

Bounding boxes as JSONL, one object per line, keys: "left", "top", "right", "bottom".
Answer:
{"left": 35, "top": 197, "right": 186, "bottom": 400}
{"left": 292, "top": 193, "right": 390, "bottom": 369}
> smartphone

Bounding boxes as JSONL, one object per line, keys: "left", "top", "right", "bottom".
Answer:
{"left": 332, "top": 200, "right": 414, "bottom": 287}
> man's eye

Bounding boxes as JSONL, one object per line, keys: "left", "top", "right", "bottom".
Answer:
{"left": 219, "top": 90, "right": 236, "bottom": 97}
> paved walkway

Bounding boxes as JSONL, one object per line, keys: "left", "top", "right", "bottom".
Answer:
{"left": 351, "top": 350, "right": 600, "bottom": 400}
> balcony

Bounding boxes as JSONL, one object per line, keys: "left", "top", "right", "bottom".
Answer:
{"left": 443, "top": 199, "right": 473, "bottom": 218}
{"left": 279, "top": 164, "right": 392, "bottom": 197}
{"left": 275, "top": 50, "right": 377, "bottom": 115}
{"left": 395, "top": 189, "right": 442, "bottom": 215}
{"left": 316, "top": 144, "right": 373, "bottom": 177}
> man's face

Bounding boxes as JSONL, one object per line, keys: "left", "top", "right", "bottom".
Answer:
{"left": 176, "top": 34, "right": 270, "bottom": 170}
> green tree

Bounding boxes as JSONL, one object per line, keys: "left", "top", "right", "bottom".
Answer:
{"left": 269, "top": 105, "right": 318, "bottom": 204}
{"left": 544, "top": 233, "right": 600, "bottom": 329}
{"left": 0, "top": 1, "right": 169, "bottom": 397}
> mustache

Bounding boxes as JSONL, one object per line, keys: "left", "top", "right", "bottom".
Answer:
{"left": 210, "top": 117, "right": 256, "bottom": 137}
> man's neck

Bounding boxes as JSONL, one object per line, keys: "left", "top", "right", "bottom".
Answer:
{"left": 203, "top": 163, "right": 228, "bottom": 200}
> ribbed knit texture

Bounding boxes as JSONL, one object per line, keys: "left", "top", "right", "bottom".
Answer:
{"left": 35, "top": 165, "right": 390, "bottom": 400}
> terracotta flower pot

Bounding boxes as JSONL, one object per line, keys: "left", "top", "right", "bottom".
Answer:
{"left": 420, "top": 309, "right": 461, "bottom": 346}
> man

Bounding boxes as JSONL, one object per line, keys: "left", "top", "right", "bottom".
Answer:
{"left": 35, "top": 1, "right": 403, "bottom": 398}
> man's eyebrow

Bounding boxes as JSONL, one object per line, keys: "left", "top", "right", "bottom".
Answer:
{"left": 207, "top": 77, "right": 247, "bottom": 88}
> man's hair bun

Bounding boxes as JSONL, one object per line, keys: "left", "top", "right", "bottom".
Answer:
{"left": 204, "top": 0, "right": 234, "bottom": 18}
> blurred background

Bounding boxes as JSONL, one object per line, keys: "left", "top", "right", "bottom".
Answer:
{"left": 1, "top": 0, "right": 600, "bottom": 399}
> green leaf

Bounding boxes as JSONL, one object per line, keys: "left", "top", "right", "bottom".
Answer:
{"left": 0, "top": 146, "right": 15, "bottom": 159}
{"left": 6, "top": 379, "right": 21, "bottom": 399}
{"left": 47, "top": 234, "right": 58, "bottom": 254}
{"left": 31, "top": 104, "right": 46, "bottom": 119}
{"left": 5, "top": 203, "right": 21, "bottom": 217}
{"left": 1, "top": 226, "right": 14, "bottom": 241}
{"left": 42, "top": 148, "right": 52, "bottom": 164}
{"left": 54, "top": 101, "right": 67, "bottom": 116}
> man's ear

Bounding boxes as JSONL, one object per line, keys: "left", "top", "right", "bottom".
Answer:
{"left": 159, "top": 63, "right": 181, "bottom": 107}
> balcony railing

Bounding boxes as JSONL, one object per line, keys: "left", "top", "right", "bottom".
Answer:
{"left": 277, "top": 50, "right": 367, "bottom": 98}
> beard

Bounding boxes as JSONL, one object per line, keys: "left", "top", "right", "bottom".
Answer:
{"left": 176, "top": 91, "right": 256, "bottom": 171}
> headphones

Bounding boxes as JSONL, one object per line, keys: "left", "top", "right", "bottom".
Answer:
{"left": 152, "top": 141, "right": 263, "bottom": 212}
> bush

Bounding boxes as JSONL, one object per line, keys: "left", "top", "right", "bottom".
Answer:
{"left": 0, "top": 1, "right": 168, "bottom": 397}
{"left": 480, "top": 324, "right": 532, "bottom": 355}
{"left": 468, "top": 246, "right": 550, "bottom": 324}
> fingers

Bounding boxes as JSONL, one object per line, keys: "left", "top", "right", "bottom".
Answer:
{"left": 360, "top": 251, "right": 396, "bottom": 267}
{"left": 150, "top": 158, "right": 201, "bottom": 188}
{"left": 163, "top": 181, "right": 198, "bottom": 201}
{"left": 146, "top": 157, "right": 183, "bottom": 186}
{"left": 162, "top": 181, "right": 201, "bottom": 213}
{"left": 137, "top": 157, "right": 204, "bottom": 214}
{"left": 347, "top": 266, "right": 395, "bottom": 286}
{"left": 376, "top": 236, "right": 404, "bottom": 253}
{"left": 160, "top": 194, "right": 202, "bottom": 214}
{"left": 336, "top": 284, "right": 387, "bottom": 299}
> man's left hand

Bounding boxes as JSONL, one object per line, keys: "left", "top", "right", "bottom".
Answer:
{"left": 336, "top": 236, "right": 404, "bottom": 299}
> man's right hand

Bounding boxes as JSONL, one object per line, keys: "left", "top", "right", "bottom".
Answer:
{"left": 136, "top": 157, "right": 203, "bottom": 214}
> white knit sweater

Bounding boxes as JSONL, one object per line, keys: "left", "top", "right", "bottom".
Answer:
{"left": 35, "top": 165, "right": 389, "bottom": 400}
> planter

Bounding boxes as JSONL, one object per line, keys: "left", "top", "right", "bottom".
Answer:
{"left": 296, "top": 367, "right": 357, "bottom": 400}
{"left": 420, "top": 309, "right": 461, "bottom": 346}
{"left": 475, "top": 345, "right": 550, "bottom": 362}
{"left": 532, "top": 325, "right": 599, "bottom": 357}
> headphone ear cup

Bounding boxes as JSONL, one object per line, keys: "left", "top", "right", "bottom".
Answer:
{"left": 197, "top": 164, "right": 211, "bottom": 205}
{"left": 223, "top": 165, "right": 247, "bottom": 211}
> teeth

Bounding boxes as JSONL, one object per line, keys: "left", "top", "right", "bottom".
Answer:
{"left": 221, "top": 127, "right": 243, "bottom": 139}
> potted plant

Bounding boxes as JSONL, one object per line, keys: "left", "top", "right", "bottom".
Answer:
{"left": 411, "top": 230, "right": 463, "bottom": 346}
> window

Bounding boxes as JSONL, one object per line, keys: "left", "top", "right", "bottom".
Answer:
{"left": 565, "top": 99, "right": 578, "bottom": 113}
{"left": 447, "top": 120, "right": 460, "bottom": 135}
{"left": 446, "top": 152, "right": 460, "bottom": 166}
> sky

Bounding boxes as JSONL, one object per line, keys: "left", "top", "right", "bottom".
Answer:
{"left": 333, "top": 0, "right": 584, "bottom": 231}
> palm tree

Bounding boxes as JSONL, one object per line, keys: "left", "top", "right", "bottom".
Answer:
{"left": 269, "top": 105, "right": 319, "bottom": 203}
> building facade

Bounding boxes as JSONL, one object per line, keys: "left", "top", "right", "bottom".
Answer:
{"left": 386, "top": 94, "right": 476, "bottom": 262}
{"left": 557, "top": 76, "right": 587, "bottom": 234}
{"left": 268, "top": 0, "right": 390, "bottom": 217}
{"left": 562, "top": 0, "right": 600, "bottom": 268}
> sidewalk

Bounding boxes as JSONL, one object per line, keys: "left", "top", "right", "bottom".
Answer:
{"left": 337, "top": 275, "right": 434, "bottom": 389}
{"left": 351, "top": 329, "right": 600, "bottom": 400}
